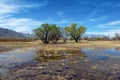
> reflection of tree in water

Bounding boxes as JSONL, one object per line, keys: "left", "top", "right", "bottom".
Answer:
{"left": 34, "top": 49, "right": 87, "bottom": 62}
{"left": 115, "top": 47, "right": 120, "bottom": 51}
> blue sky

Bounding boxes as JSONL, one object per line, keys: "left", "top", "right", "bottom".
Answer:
{"left": 0, "top": 0, "right": 120, "bottom": 36}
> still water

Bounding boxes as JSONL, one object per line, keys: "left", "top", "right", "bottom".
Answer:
{"left": 0, "top": 47, "right": 120, "bottom": 74}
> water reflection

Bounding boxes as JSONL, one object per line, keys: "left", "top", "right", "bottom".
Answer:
{"left": 115, "top": 47, "right": 120, "bottom": 51}
{"left": 82, "top": 48, "right": 120, "bottom": 60}
{"left": 0, "top": 47, "right": 120, "bottom": 75}
{"left": 34, "top": 49, "right": 87, "bottom": 62}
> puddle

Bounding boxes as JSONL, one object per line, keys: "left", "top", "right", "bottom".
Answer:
{"left": 82, "top": 48, "right": 120, "bottom": 60}
{"left": 0, "top": 47, "right": 36, "bottom": 74}
{"left": 0, "top": 47, "right": 120, "bottom": 76}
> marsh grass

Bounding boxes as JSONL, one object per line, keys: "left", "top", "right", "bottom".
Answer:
{"left": 33, "top": 40, "right": 120, "bottom": 62}
{"left": 36, "top": 40, "right": 120, "bottom": 51}
{"left": 0, "top": 40, "right": 120, "bottom": 53}
{"left": 0, "top": 38, "right": 34, "bottom": 42}
{"left": 34, "top": 48, "right": 87, "bottom": 62}
{"left": 0, "top": 42, "right": 34, "bottom": 53}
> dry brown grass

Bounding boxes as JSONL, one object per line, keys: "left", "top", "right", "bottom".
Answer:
{"left": 0, "top": 42, "right": 34, "bottom": 52}
{"left": 0, "top": 38, "right": 34, "bottom": 42}
{"left": 34, "top": 40, "right": 120, "bottom": 51}
{"left": 0, "top": 40, "right": 120, "bottom": 52}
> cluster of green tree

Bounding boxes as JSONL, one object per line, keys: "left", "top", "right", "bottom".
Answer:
{"left": 33, "top": 23, "right": 86, "bottom": 44}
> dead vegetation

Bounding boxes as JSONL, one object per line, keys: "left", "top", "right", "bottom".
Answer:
{"left": 0, "top": 40, "right": 120, "bottom": 53}
{"left": 35, "top": 40, "right": 120, "bottom": 51}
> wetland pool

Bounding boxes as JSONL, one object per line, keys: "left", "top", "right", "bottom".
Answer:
{"left": 0, "top": 47, "right": 120, "bottom": 80}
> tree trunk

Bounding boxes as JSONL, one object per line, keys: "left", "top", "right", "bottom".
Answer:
{"left": 72, "top": 36, "right": 78, "bottom": 42}
{"left": 75, "top": 39, "right": 78, "bottom": 42}
{"left": 44, "top": 41, "right": 49, "bottom": 44}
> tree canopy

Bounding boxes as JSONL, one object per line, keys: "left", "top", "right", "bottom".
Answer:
{"left": 33, "top": 23, "right": 62, "bottom": 44}
{"left": 33, "top": 23, "right": 87, "bottom": 43}
{"left": 50, "top": 24, "right": 62, "bottom": 43}
{"left": 65, "top": 23, "right": 86, "bottom": 42}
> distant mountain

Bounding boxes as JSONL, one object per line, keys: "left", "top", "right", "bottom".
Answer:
{"left": 0, "top": 28, "right": 25, "bottom": 38}
{"left": 21, "top": 32, "right": 34, "bottom": 38}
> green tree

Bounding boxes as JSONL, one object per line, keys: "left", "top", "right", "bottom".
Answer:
{"left": 33, "top": 23, "right": 51, "bottom": 44}
{"left": 65, "top": 23, "right": 86, "bottom": 42}
{"left": 50, "top": 24, "right": 62, "bottom": 43}
{"left": 33, "top": 23, "right": 62, "bottom": 44}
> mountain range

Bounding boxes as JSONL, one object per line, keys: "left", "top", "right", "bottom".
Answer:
{"left": 0, "top": 28, "right": 33, "bottom": 38}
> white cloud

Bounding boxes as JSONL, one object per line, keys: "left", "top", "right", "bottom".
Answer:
{"left": 50, "top": 19, "right": 71, "bottom": 24}
{"left": 0, "top": 0, "right": 49, "bottom": 33}
{"left": 38, "top": 0, "right": 49, "bottom": 7}
{"left": 43, "top": 18, "right": 83, "bottom": 24}
{"left": 0, "top": 1, "right": 42, "bottom": 15}
{"left": 90, "top": 19, "right": 96, "bottom": 22}
{"left": 88, "top": 19, "right": 120, "bottom": 37}
{"left": 107, "top": 21, "right": 120, "bottom": 25}
{"left": 86, "top": 29, "right": 120, "bottom": 37}
{"left": 93, "top": 1, "right": 112, "bottom": 7}
{"left": 0, "top": 15, "right": 12, "bottom": 19}
{"left": 14, "top": 27, "right": 31, "bottom": 32}
{"left": 89, "top": 16, "right": 108, "bottom": 22}
{"left": 97, "top": 20, "right": 120, "bottom": 28}
{"left": 88, "top": 11, "right": 98, "bottom": 19}
{"left": 57, "top": 10, "right": 64, "bottom": 17}
{"left": 0, "top": 18, "right": 42, "bottom": 33}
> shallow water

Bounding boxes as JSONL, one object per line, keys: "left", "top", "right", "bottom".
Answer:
{"left": 0, "top": 47, "right": 36, "bottom": 74}
{"left": 0, "top": 47, "right": 120, "bottom": 75}
{"left": 82, "top": 48, "right": 120, "bottom": 60}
